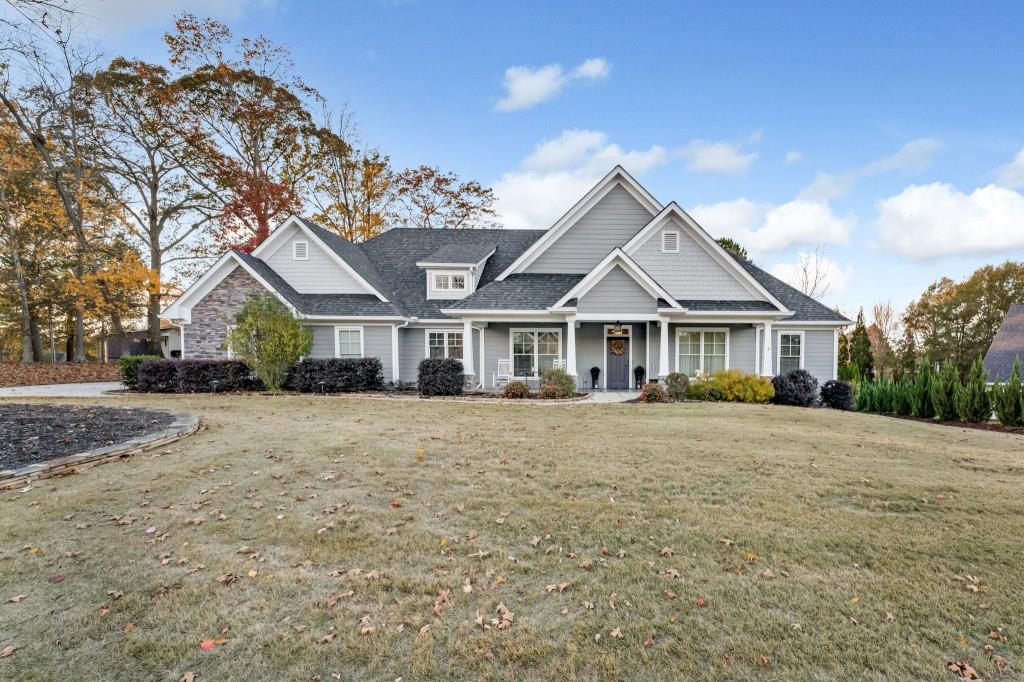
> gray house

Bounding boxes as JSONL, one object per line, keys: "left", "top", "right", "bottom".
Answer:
{"left": 162, "top": 167, "right": 850, "bottom": 390}
{"left": 983, "top": 303, "right": 1024, "bottom": 381}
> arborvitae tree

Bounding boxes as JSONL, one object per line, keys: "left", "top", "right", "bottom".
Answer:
{"left": 930, "top": 359, "right": 962, "bottom": 421}
{"left": 957, "top": 357, "right": 991, "bottom": 423}
{"left": 849, "top": 308, "right": 875, "bottom": 380}
{"left": 910, "top": 358, "right": 935, "bottom": 418}
{"left": 992, "top": 356, "right": 1023, "bottom": 427}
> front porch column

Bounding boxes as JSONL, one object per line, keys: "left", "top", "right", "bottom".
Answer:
{"left": 658, "top": 317, "right": 670, "bottom": 379}
{"left": 565, "top": 317, "right": 578, "bottom": 378}
{"left": 761, "top": 321, "right": 773, "bottom": 376}
{"left": 462, "top": 319, "right": 475, "bottom": 378}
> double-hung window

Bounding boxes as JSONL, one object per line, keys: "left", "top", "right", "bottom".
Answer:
{"left": 335, "top": 327, "right": 363, "bottom": 359}
{"left": 778, "top": 332, "right": 803, "bottom": 373}
{"left": 511, "top": 329, "right": 561, "bottom": 377}
{"left": 427, "top": 330, "right": 463, "bottom": 360}
{"left": 676, "top": 329, "right": 728, "bottom": 376}
{"left": 432, "top": 273, "right": 467, "bottom": 292}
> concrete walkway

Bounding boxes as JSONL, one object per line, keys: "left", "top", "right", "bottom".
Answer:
{"left": 581, "top": 390, "right": 639, "bottom": 403}
{"left": 0, "top": 382, "right": 123, "bottom": 398}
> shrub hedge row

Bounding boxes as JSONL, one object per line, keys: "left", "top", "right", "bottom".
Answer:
{"left": 285, "top": 358, "right": 384, "bottom": 393}
{"left": 134, "top": 358, "right": 384, "bottom": 394}
{"left": 418, "top": 358, "right": 464, "bottom": 396}
{"left": 118, "top": 354, "right": 161, "bottom": 388}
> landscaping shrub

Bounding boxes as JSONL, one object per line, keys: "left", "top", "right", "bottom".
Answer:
{"left": 503, "top": 380, "right": 530, "bottom": 399}
{"left": 854, "top": 380, "right": 874, "bottom": 412}
{"left": 665, "top": 372, "right": 689, "bottom": 401}
{"left": 820, "top": 380, "right": 854, "bottom": 410}
{"left": 226, "top": 294, "right": 312, "bottom": 391}
{"left": 418, "top": 358, "right": 464, "bottom": 396}
{"left": 910, "top": 360, "right": 935, "bottom": 418}
{"left": 685, "top": 381, "right": 725, "bottom": 402}
{"left": 119, "top": 354, "right": 161, "bottom": 389}
{"left": 177, "top": 359, "right": 259, "bottom": 393}
{"left": 136, "top": 359, "right": 179, "bottom": 393}
{"left": 639, "top": 382, "right": 668, "bottom": 403}
{"left": 956, "top": 357, "right": 991, "bottom": 423}
{"left": 874, "top": 377, "right": 897, "bottom": 414}
{"left": 771, "top": 369, "right": 818, "bottom": 407}
{"left": 540, "top": 368, "right": 575, "bottom": 398}
{"left": 992, "top": 357, "right": 1023, "bottom": 427}
{"left": 537, "top": 383, "right": 561, "bottom": 400}
{"left": 708, "top": 369, "right": 773, "bottom": 403}
{"left": 892, "top": 379, "right": 914, "bottom": 416}
{"left": 930, "top": 360, "right": 962, "bottom": 421}
{"left": 285, "top": 358, "right": 384, "bottom": 393}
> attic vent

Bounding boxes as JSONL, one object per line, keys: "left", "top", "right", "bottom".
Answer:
{"left": 293, "top": 240, "right": 309, "bottom": 260}
{"left": 662, "top": 231, "right": 680, "bottom": 253}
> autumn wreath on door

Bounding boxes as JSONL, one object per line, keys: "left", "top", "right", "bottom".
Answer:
{"left": 610, "top": 339, "right": 626, "bottom": 356}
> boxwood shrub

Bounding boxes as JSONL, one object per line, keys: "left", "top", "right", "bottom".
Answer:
{"left": 772, "top": 369, "right": 819, "bottom": 407}
{"left": 665, "top": 372, "right": 689, "bottom": 401}
{"left": 137, "top": 359, "right": 180, "bottom": 393}
{"left": 418, "top": 358, "right": 464, "bottom": 396}
{"left": 821, "top": 379, "right": 854, "bottom": 410}
{"left": 119, "top": 354, "right": 161, "bottom": 389}
{"left": 177, "top": 359, "right": 259, "bottom": 393}
{"left": 285, "top": 358, "right": 384, "bottom": 393}
{"left": 540, "top": 368, "right": 575, "bottom": 398}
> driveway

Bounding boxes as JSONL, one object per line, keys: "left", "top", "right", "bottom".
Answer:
{"left": 0, "top": 382, "right": 123, "bottom": 398}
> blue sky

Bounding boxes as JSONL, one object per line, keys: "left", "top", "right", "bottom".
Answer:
{"left": 78, "top": 0, "right": 1024, "bottom": 317}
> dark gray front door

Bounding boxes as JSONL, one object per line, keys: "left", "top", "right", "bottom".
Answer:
{"left": 606, "top": 337, "right": 630, "bottom": 389}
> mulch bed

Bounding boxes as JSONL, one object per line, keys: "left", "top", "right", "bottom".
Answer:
{"left": 0, "top": 404, "right": 176, "bottom": 470}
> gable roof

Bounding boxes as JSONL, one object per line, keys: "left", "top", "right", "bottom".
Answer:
{"left": 984, "top": 303, "right": 1024, "bottom": 381}
{"left": 444, "top": 274, "right": 584, "bottom": 311}
{"left": 496, "top": 166, "right": 662, "bottom": 280}
{"left": 416, "top": 242, "right": 497, "bottom": 266}
{"left": 552, "top": 248, "right": 682, "bottom": 310}
{"left": 729, "top": 257, "right": 850, "bottom": 323}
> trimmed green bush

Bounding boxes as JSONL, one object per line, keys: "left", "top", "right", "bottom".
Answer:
{"left": 665, "top": 373, "right": 689, "bottom": 401}
{"left": 503, "top": 381, "right": 530, "bottom": 399}
{"left": 957, "top": 358, "right": 991, "bottom": 423}
{"left": 993, "top": 356, "right": 1023, "bottom": 427}
{"left": 930, "top": 360, "right": 962, "bottom": 421}
{"left": 686, "top": 381, "right": 725, "bottom": 402}
{"left": 708, "top": 369, "right": 774, "bottom": 403}
{"left": 639, "top": 382, "right": 668, "bottom": 403}
{"left": 418, "top": 358, "right": 464, "bottom": 396}
{"left": 119, "top": 354, "right": 161, "bottom": 389}
{"left": 540, "top": 368, "right": 575, "bottom": 398}
{"left": 772, "top": 369, "right": 818, "bottom": 407}
{"left": 821, "top": 380, "right": 854, "bottom": 410}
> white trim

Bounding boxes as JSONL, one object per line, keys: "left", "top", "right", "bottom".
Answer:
{"left": 661, "top": 230, "right": 680, "bottom": 253}
{"left": 424, "top": 328, "right": 465, "bottom": 361}
{"left": 497, "top": 166, "right": 662, "bottom": 280}
{"left": 674, "top": 327, "right": 730, "bottom": 377}
{"left": 773, "top": 320, "right": 852, "bottom": 328}
{"left": 416, "top": 247, "right": 496, "bottom": 269}
{"left": 621, "top": 203, "right": 790, "bottom": 314}
{"left": 292, "top": 240, "right": 309, "bottom": 260}
{"left": 391, "top": 323, "right": 402, "bottom": 382}
{"left": 645, "top": 321, "right": 650, "bottom": 384}
{"left": 777, "top": 330, "right": 805, "bottom": 373}
{"left": 300, "top": 315, "right": 406, "bottom": 321}
{"left": 602, "top": 324, "right": 633, "bottom": 390}
{"left": 334, "top": 325, "right": 364, "bottom": 358}
{"left": 833, "top": 328, "right": 839, "bottom": 380}
{"left": 754, "top": 326, "right": 762, "bottom": 375}
{"left": 251, "top": 216, "right": 389, "bottom": 302}
{"left": 508, "top": 327, "right": 563, "bottom": 379}
{"left": 552, "top": 248, "right": 683, "bottom": 310}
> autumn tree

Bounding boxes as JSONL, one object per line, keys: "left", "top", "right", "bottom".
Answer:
{"left": 391, "top": 165, "right": 496, "bottom": 230}
{"left": 868, "top": 300, "right": 899, "bottom": 378}
{"left": 163, "top": 14, "right": 320, "bottom": 251}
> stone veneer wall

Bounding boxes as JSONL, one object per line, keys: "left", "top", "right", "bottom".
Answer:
{"left": 185, "top": 267, "right": 265, "bottom": 358}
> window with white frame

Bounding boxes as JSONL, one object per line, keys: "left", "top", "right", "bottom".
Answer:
{"left": 511, "top": 329, "right": 561, "bottom": 377}
{"left": 427, "top": 330, "right": 463, "bottom": 360}
{"left": 292, "top": 240, "right": 308, "bottom": 260}
{"left": 432, "top": 273, "right": 467, "bottom": 291}
{"left": 676, "top": 329, "right": 727, "bottom": 376}
{"left": 779, "top": 332, "right": 803, "bottom": 373}
{"left": 335, "top": 327, "right": 363, "bottom": 359}
{"left": 662, "top": 230, "right": 680, "bottom": 253}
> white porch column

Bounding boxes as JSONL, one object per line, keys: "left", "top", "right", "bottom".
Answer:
{"left": 761, "top": 321, "right": 773, "bottom": 376}
{"left": 565, "top": 317, "right": 577, "bottom": 378}
{"left": 391, "top": 324, "right": 400, "bottom": 383}
{"left": 462, "top": 319, "right": 475, "bottom": 377}
{"left": 658, "top": 317, "right": 670, "bottom": 379}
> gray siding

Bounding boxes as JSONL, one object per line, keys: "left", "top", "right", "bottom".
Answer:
{"left": 398, "top": 327, "right": 428, "bottom": 385}
{"left": 525, "top": 185, "right": 654, "bottom": 274}
{"left": 263, "top": 223, "right": 367, "bottom": 294}
{"left": 773, "top": 328, "right": 835, "bottom": 383}
{"left": 576, "top": 323, "right": 604, "bottom": 390}
{"left": 577, "top": 266, "right": 657, "bottom": 314}
{"left": 481, "top": 323, "right": 567, "bottom": 389}
{"left": 305, "top": 324, "right": 394, "bottom": 383}
{"left": 632, "top": 217, "right": 752, "bottom": 300}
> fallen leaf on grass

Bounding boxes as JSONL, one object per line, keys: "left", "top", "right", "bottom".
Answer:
{"left": 236, "top": 546, "right": 257, "bottom": 555}
{"left": 850, "top": 596, "right": 860, "bottom": 604}
{"left": 885, "top": 612, "right": 895, "bottom": 623}
{"left": 216, "top": 573, "right": 236, "bottom": 586}
{"left": 0, "top": 645, "right": 16, "bottom": 658}
{"left": 662, "top": 587, "right": 677, "bottom": 600}
{"left": 6, "top": 595, "right": 26, "bottom": 603}
{"left": 946, "top": 659, "right": 980, "bottom": 680}
{"left": 47, "top": 575, "right": 64, "bottom": 584}
{"left": 577, "top": 560, "right": 592, "bottom": 569}
{"left": 718, "top": 538, "right": 734, "bottom": 546}
{"left": 544, "top": 582, "right": 570, "bottom": 594}
{"left": 644, "top": 635, "right": 655, "bottom": 647}
{"left": 179, "top": 673, "right": 196, "bottom": 682}
{"left": 528, "top": 536, "right": 540, "bottom": 547}
{"left": 122, "top": 623, "right": 134, "bottom": 634}
{"left": 491, "top": 602, "right": 514, "bottom": 630}
{"left": 359, "top": 626, "right": 376, "bottom": 636}
{"left": 695, "top": 598, "right": 706, "bottom": 607}
{"left": 610, "top": 627, "right": 623, "bottom": 639}
{"left": 200, "top": 637, "right": 227, "bottom": 650}
{"left": 761, "top": 569, "right": 776, "bottom": 579}
{"left": 660, "top": 547, "right": 673, "bottom": 557}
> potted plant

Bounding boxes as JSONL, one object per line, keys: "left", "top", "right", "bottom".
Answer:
{"left": 634, "top": 365, "right": 645, "bottom": 389}
{"left": 589, "top": 366, "right": 600, "bottom": 389}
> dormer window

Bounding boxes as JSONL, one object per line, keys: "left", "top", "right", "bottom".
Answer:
{"left": 433, "top": 273, "right": 466, "bottom": 291}
{"left": 661, "top": 231, "right": 679, "bottom": 253}
{"left": 292, "top": 240, "right": 309, "bottom": 260}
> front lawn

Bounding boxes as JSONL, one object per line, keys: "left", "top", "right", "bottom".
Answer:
{"left": 1, "top": 396, "right": 1022, "bottom": 680}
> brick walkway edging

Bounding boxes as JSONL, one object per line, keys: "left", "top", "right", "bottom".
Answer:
{"left": 0, "top": 410, "right": 199, "bottom": 491}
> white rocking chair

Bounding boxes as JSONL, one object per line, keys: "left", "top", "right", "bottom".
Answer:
{"left": 493, "top": 358, "right": 513, "bottom": 388}
{"left": 551, "top": 358, "right": 566, "bottom": 371}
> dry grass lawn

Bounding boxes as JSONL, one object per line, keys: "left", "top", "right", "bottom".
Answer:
{"left": 1, "top": 395, "right": 1023, "bottom": 681}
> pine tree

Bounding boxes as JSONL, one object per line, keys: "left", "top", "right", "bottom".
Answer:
{"left": 910, "top": 357, "right": 935, "bottom": 418}
{"left": 849, "top": 309, "right": 875, "bottom": 380}
{"left": 957, "top": 357, "right": 991, "bottom": 422}
{"left": 992, "top": 356, "right": 1023, "bottom": 427}
{"left": 930, "top": 359, "right": 962, "bottom": 421}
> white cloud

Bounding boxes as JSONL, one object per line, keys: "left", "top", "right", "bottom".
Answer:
{"left": 784, "top": 150, "right": 803, "bottom": 165}
{"left": 770, "top": 252, "right": 855, "bottom": 298}
{"left": 493, "top": 129, "right": 667, "bottom": 229}
{"left": 677, "top": 139, "right": 758, "bottom": 175}
{"left": 691, "top": 198, "right": 852, "bottom": 255}
{"left": 996, "top": 148, "right": 1024, "bottom": 189}
{"left": 495, "top": 57, "right": 610, "bottom": 112}
{"left": 71, "top": 0, "right": 275, "bottom": 37}
{"left": 798, "top": 138, "right": 941, "bottom": 202}
{"left": 876, "top": 182, "right": 1024, "bottom": 260}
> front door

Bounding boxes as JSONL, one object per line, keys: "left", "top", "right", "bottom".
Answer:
{"left": 606, "top": 337, "right": 630, "bottom": 389}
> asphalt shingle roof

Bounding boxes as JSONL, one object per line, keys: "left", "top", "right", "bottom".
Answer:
{"left": 447, "top": 274, "right": 584, "bottom": 310}
{"left": 677, "top": 299, "right": 781, "bottom": 312}
{"left": 418, "top": 242, "right": 497, "bottom": 265}
{"left": 983, "top": 303, "right": 1024, "bottom": 381}
{"left": 730, "top": 257, "right": 851, "bottom": 323}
